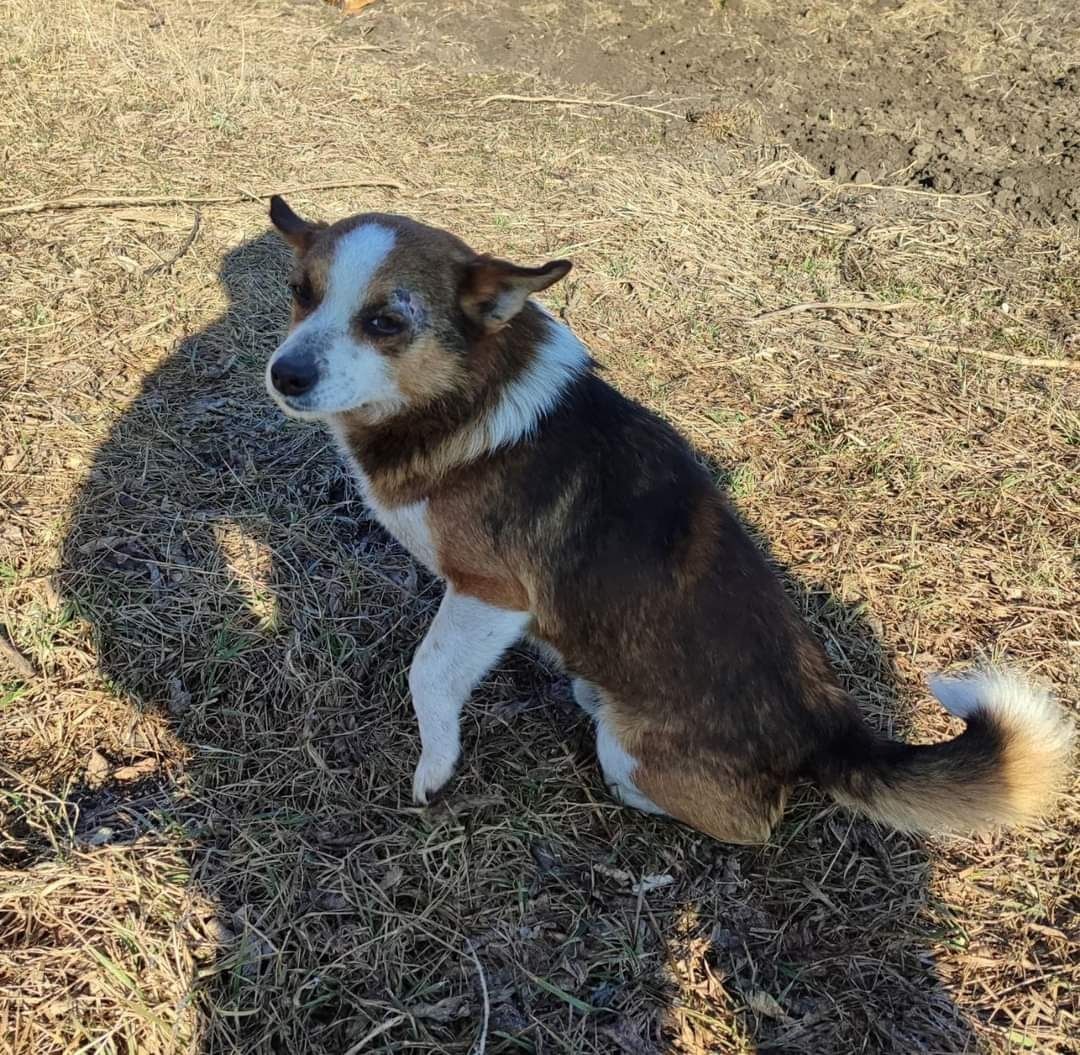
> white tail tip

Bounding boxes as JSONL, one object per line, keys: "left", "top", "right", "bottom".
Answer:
{"left": 929, "top": 667, "right": 1073, "bottom": 756}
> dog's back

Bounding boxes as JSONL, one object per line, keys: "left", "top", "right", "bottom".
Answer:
{"left": 413, "top": 364, "right": 874, "bottom": 841}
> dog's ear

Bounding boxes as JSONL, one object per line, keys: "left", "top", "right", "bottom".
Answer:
{"left": 460, "top": 255, "right": 572, "bottom": 332}
{"left": 269, "top": 195, "right": 320, "bottom": 252}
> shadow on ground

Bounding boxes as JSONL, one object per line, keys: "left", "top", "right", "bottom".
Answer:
{"left": 55, "top": 232, "right": 979, "bottom": 1053}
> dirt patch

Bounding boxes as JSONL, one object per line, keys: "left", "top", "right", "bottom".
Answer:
{"left": 374, "top": 0, "right": 1080, "bottom": 224}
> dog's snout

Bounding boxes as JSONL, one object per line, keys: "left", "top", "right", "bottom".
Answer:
{"left": 270, "top": 353, "right": 319, "bottom": 397}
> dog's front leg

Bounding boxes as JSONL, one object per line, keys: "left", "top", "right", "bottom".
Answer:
{"left": 408, "top": 589, "right": 530, "bottom": 804}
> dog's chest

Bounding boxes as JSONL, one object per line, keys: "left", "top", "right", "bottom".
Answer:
{"left": 332, "top": 431, "right": 440, "bottom": 572}
{"left": 366, "top": 492, "right": 439, "bottom": 572}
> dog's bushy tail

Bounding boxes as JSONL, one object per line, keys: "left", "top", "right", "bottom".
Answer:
{"left": 820, "top": 669, "right": 1073, "bottom": 833}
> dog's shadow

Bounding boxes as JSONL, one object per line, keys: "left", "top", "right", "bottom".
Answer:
{"left": 57, "top": 231, "right": 980, "bottom": 1053}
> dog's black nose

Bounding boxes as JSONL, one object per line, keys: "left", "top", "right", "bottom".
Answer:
{"left": 271, "top": 354, "right": 319, "bottom": 397}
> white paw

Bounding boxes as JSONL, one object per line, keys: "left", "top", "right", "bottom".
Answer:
{"left": 412, "top": 747, "right": 459, "bottom": 805}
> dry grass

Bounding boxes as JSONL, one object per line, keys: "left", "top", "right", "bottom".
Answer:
{"left": 1, "top": 1, "right": 1078, "bottom": 1052}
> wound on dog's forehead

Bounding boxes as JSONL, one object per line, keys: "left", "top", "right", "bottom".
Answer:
{"left": 389, "top": 287, "right": 428, "bottom": 327}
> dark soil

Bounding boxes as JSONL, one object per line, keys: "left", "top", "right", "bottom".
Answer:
{"left": 370, "top": 0, "right": 1080, "bottom": 225}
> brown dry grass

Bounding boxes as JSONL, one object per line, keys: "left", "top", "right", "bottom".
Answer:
{"left": 1, "top": 1, "right": 1078, "bottom": 1053}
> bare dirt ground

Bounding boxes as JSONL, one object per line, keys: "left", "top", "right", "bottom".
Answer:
{"left": 377, "top": 0, "right": 1080, "bottom": 225}
{"left": 1, "top": 1, "right": 1078, "bottom": 1054}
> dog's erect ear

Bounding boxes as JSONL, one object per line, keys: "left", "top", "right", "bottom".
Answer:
{"left": 269, "top": 195, "right": 319, "bottom": 252}
{"left": 460, "top": 255, "right": 572, "bottom": 332}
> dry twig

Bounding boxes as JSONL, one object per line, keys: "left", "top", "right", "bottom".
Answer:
{"left": 908, "top": 337, "right": 1080, "bottom": 371}
{"left": 467, "top": 940, "right": 490, "bottom": 1055}
{"left": 0, "top": 180, "right": 402, "bottom": 217}
{"left": 0, "top": 624, "right": 36, "bottom": 680}
{"left": 745, "top": 300, "right": 918, "bottom": 324}
{"left": 476, "top": 93, "right": 683, "bottom": 119}
{"left": 342, "top": 1015, "right": 408, "bottom": 1054}
{"left": 144, "top": 209, "right": 202, "bottom": 276}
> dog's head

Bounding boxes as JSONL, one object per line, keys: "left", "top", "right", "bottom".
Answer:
{"left": 265, "top": 196, "right": 572, "bottom": 421}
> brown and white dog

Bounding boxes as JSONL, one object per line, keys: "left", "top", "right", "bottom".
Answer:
{"left": 264, "top": 196, "right": 1072, "bottom": 843}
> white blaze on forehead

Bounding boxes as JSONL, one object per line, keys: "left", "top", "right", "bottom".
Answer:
{"left": 321, "top": 222, "right": 397, "bottom": 323}
{"left": 267, "top": 221, "right": 403, "bottom": 419}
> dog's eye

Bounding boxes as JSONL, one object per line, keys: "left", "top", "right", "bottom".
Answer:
{"left": 288, "top": 278, "right": 314, "bottom": 307}
{"left": 363, "top": 313, "right": 405, "bottom": 337}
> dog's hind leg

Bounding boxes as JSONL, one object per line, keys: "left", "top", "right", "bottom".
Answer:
{"left": 634, "top": 759, "right": 786, "bottom": 845}
{"left": 594, "top": 706, "right": 785, "bottom": 843}
{"left": 409, "top": 589, "right": 530, "bottom": 804}
{"left": 594, "top": 709, "right": 669, "bottom": 816}
{"left": 527, "top": 638, "right": 601, "bottom": 718}
{"left": 571, "top": 677, "right": 602, "bottom": 717}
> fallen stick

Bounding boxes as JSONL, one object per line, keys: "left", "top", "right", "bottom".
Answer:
{"left": 0, "top": 624, "right": 37, "bottom": 680}
{"left": 341, "top": 1015, "right": 407, "bottom": 1054}
{"left": 467, "top": 939, "right": 490, "bottom": 1055}
{"left": 907, "top": 338, "right": 1080, "bottom": 371}
{"left": 961, "top": 347, "right": 1079, "bottom": 370}
{"left": 745, "top": 300, "right": 918, "bottom": 324}
{"left": 144, "top": 209, "right": 202, "bottom": 276}
{"left": 476, "top": 93, "right": 682, "bottom": 119}
{"left": 822, "top": 180, "right": 991, "bottom": 201}
{"left": 0, "top": 179, "right": 403, "bottom": 217}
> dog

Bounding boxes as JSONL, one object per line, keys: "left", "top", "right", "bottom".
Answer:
{"left": 264, "top": 196, "right": 1072, "bottom": 843}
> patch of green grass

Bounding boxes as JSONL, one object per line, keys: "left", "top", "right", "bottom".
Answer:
{"left": 702, "top": 407, "right": 748, "bottom": 427}
{"left": 212, "top": 622, "right": 252, "bottom": 661}
{"left": 603, "top": 255, "right": 634, "bottom": 279}
{"left": 210, "top": 111, "right": 240, "bottom": 137}
{"left": 14, "top": 601, "right": 79, "bottom": 663}
{"left": 990, "top": 327, "right": 1060, "bottom": 359}
{"left": 0, "top": 681, "right": 30, "bottom": 711}
{"left": 728, "top": 463, "right": 757, "bottom": 498}
{"left": 1055, "top": 273, "right": 1080, "bottom": 312}
{"left": 879, "top": 280, "right": 927, "bottom": 302}
{"left": 316, "top": 629, "right": 354, "bottom": 664}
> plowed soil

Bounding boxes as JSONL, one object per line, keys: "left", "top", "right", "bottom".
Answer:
{"left": 375, "top": 0, "right": 1080, "bottom": 224}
